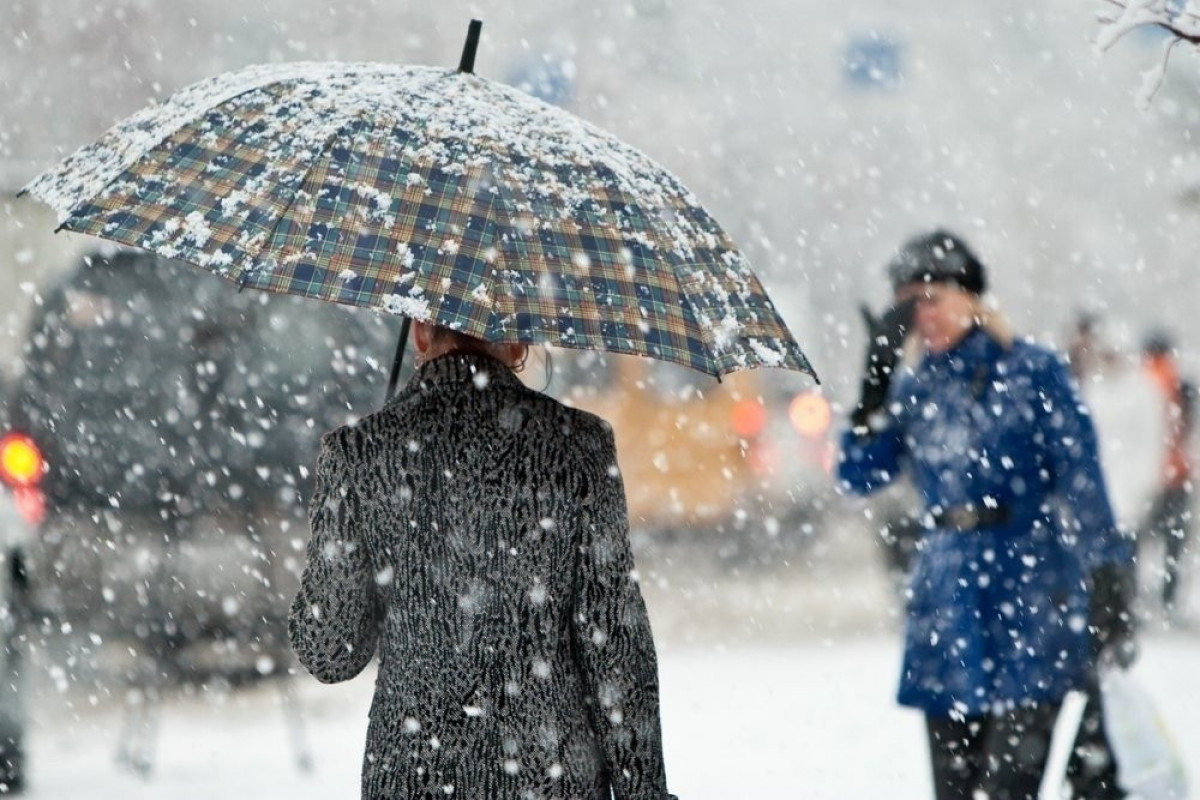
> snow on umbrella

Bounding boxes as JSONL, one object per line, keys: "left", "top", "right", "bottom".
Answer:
{"left": 20, "top": 20, "right": 817, "bottom": 392}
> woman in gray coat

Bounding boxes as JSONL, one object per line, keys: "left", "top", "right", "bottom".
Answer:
{"left": 289, "top": 321, "right": 675, "bottom": 800}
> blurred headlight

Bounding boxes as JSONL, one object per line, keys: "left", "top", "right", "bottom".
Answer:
{"left": 789, "top": 392, "right": 832, "bottom": 438}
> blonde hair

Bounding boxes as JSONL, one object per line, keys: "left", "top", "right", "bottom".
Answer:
{"left": 974, "top": 295, "right": 1014, "bottom": 349}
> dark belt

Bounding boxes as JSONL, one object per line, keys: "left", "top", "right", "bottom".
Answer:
{"left": 928, "top": 503, "right": 1010, "bottom": 532}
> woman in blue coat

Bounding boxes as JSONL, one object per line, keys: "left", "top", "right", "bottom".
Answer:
{"left": 838, "top": 231, "right": 1136, "bottom": 800}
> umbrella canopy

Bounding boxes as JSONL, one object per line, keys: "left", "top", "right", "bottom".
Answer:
{"left": 22, "top": 25, "right": 815, "bottom": 382}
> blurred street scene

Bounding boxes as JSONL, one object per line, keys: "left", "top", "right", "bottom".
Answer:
{"left": 1, "top": 0, "right": 1199, "bottom": 797}
{"left": 15, "top": 549, "right": 1200, "bottom": 798}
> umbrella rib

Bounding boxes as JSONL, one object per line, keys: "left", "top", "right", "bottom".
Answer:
{"left": 672, "top": 260, "right": 799, "bottom": 379}
{"left": 480, "top": 182, "right": 518, "bottom": 342}
{"left": 674, "top": 266, "right": 727, "bottom": 375}
{"left": 238, "top": 118, "right": 363, "bottom": 289}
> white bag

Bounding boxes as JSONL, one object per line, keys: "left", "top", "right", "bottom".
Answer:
{"left": 1040, "top": 690, "right": 1090, "bottom": 800}
{"left": 1102, "top": 668, "right": 1189, "bottom": 799}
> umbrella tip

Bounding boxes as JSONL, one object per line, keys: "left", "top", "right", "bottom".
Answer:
{"left": 458, "top": 19, "right": 483, "bottom": 74}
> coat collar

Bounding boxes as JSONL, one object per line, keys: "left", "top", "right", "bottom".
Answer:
{"left": 922, "top": 326, "right": 1001, "bottom": 376}
{"left": 407, "top": 351, "right": 524, "bottom": 395}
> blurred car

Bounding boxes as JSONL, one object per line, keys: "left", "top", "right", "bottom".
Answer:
{"left": 6, "top": 250, "right": 398, "bottom": 686}
{"left": 532, "top": 350, "right": 835, "bottom": 560}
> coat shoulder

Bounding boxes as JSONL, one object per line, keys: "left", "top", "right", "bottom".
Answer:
{"left": 316, "top": 421, "right": 356, "bottom": 452}
{"left": 521, "top": 390, "right": 617, "bottom": 457}
{"left": 312, "top": 420, "right": 375, "bottom": 469}
{"left": 1005, "top": 337, "right": 1069, "bottom": 377}
{"left": 555, "top": 401, "right": 613, "bottom": 441}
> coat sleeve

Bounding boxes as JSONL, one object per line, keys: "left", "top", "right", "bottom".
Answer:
{"left": 288, "top": 429, "right": 380, "bottom": 683}
{"left": 837, "top": 364, "right": 909, "bottom": 495}
{"left": 571, "top": 423, "right": 671, "bottom": 800}
{"left": 837, "top": 368, "right": 912, "bottom": 495}
{"left": 837, "top": 424, "right": 906, "bottom": 496}
{"left": 1036, "top": 353, "right": 1135, "bottom": 570}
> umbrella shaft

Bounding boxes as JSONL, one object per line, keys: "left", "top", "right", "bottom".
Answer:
{"left": 458, "top": 20, "right": 482, "bottom": 74}
{"left": 385, "top": 317, "right": 412, "bottom": 402}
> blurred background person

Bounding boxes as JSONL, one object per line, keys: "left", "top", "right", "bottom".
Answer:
{"left": 1065, "top": 311, "right": 1104, "bottom": 384}
{"left": 838, "top": 230, "right": 1136, "bottom": 799}
{"left": 1058, "top": 312, "right": 1167, "bottom": 791}
{"left": 1064, "top": 313, "right": 1163, "bottom": 540}
{"left": 1140, "top": 330, "right": 1196, "bottom": 623}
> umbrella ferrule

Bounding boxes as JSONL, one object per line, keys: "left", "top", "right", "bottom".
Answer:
{"left": 458, "top": 19, "right": 482, "bottom": 74}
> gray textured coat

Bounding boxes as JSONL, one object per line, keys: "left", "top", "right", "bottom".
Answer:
{"left": 290, "top": 353, "right": 672, "bottom": 800}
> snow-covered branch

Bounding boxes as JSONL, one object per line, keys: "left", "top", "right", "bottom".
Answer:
{"left": 1098, "top": 0, "right": 1200, "bottom": 104}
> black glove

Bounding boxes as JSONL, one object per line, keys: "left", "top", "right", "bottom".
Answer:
{"left": 1089, "top": 562, "right": 1138, "bottom": 669}
{"left": 850, "top": 298, "right": 915, "bottom": 432}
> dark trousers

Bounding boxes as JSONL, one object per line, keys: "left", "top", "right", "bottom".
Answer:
{"left": 926, "top": 705, "right": 1059, "bottom": 800}
{"left": 1141, "top": 484, "right": 1193, "bottom": 610}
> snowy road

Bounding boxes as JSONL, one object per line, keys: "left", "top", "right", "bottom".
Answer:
{"left": 21, "top": 632, "right": 1199, "bottom": 799}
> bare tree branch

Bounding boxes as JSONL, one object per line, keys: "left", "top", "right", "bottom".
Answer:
{"left": 1097, "top": 0, "right": 1200, "bottom": 103}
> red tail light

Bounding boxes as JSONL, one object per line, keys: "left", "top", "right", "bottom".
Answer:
{"left": 0, "top": 432, "right": 45, "bottom": 488}
{"left": 731, "top": 399, "right": 768, "bottom": 439}
{"left": 747, "top": 439, "right": 781, "bottom": 477}
{"left": 12, "top": 486, "right": 46, "bottom": 527}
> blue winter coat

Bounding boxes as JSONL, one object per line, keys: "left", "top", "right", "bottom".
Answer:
{"left": 839, "top": 328, "right": 1134, "bottom": 717}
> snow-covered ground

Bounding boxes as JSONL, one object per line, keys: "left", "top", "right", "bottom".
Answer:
{"left": 17, "top": 524, "right": 1200, "bottom": 797}
{"left": 18, "top": 530, "right": 1200, "bottom": 800}
{"left": 19, "top": 632, "right": 1199, "bottom": 799}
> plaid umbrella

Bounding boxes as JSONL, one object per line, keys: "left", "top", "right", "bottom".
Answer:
{"left": 22, "top": 21, "right": 816, "bottom": 389}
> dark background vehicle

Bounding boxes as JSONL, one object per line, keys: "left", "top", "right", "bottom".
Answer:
{"left": 7, "top": 249, "right": 399, "bottom": 688}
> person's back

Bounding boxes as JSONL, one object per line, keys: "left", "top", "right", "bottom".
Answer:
{"left": 1139, "top": 333, "right": 1194, "bottom": 616}
{"left": 290, "top": 350, "right": 671, "bottom": 800}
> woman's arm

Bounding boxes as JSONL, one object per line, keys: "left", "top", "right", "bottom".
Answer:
{"left": 571, "top": 422, "right": 671, "bottom": 800}
{"left": 837, "top": 419, "right": 907, "bottom": 496}
{"left": 288, "top": 428, "right": 380, "bottom": 683}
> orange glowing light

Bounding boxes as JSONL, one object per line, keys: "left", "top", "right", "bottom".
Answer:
{"left": 789, "top": 393, "right": 833, "bottom": 438}
{"left": 0, "top": 433, "right": 44, "bottom": 488}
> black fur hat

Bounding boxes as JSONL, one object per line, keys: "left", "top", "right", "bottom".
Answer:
{"left": 887, "top": 229, "right": 986, "bottom": 295}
